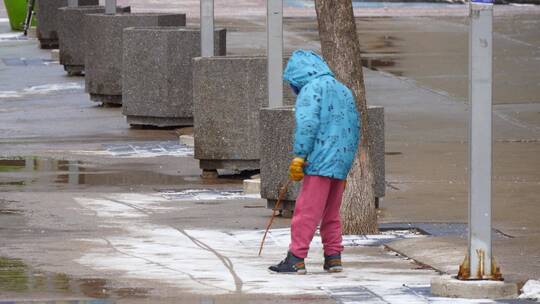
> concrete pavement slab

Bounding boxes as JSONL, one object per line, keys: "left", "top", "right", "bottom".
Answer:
{"left": 386, "top": 236, "right": 540, "bottom": 285}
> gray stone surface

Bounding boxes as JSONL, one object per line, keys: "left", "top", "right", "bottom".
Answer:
{"left": 122, "top": 27, "right": 226, "bottom": 127}
{"left": 369, "top": 106, "right": 386, "bottom": 198}
{"left": 259, "top": 107, "right": 300, "bottom": 211}
{"left": 192, "top": 56, "right": 294, "bottom": 171}
{"left": 431, "top": 276, "right": 519, "bottom": 299}
{"left": 260, "top": 106, "right": 385, "bottom": 211}
{"left": 58, "top": 6, "right": 131, "bottom": 76}
{"left": 36, "top": 0, "right": 98, "bottom": 49}
{"left": 84, "top": 13, "right": 186, "bottom": 105}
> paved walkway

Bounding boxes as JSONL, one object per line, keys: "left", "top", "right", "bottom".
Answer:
{"left": 0, "top": 5, "right": 539, "bottom": 302}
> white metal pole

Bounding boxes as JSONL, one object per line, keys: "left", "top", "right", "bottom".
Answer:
{"left": 200, "top": 0, "right": 214, "bottom": 57}
{"left": 67, "top": 0, "right": 78, "bottom": 7}
{"left": 467, "top": 0, "right": 494, "bottom": 280}
{"left": 267, "top": 0, "right": 283, "bottom": 108}
{"left": 105, "top": 0, "right": 116, "bottom": 15}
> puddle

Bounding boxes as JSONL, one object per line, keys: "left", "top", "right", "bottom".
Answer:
{"left": 354, "top": 16, "right": 540, "bottom": 105}
{"left": 0, "top": 257, "right": 146, "bottom": 302}
{"left": 0, "top": 157, "right": 243, "bottom": 190}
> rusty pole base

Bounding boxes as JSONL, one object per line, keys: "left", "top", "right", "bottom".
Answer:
{"left": 457, "top": 253, "right": 504, "bottom": 281}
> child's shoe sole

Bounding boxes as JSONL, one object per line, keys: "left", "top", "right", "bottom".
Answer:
{"left": 268, "top": 269, "right": 307, "bottom": 275}
{"left": 325, "top": 266, "right": 343, "bottom": 273}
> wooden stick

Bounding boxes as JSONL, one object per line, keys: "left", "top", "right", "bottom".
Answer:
{"left": 258, "top": 179, "right": 292, "bottom": 256}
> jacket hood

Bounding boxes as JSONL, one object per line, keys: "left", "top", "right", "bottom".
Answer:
{"left": 283, "top": 50, "right": 334, "bottom": 90}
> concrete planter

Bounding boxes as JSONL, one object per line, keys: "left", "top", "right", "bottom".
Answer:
{"left": 192, "top": 56, "right": 294, "bottom": 173}
{"left": 58, "top": 6, "right": 131, "bottom": 76}
{"left": 260, "top": 106, "right": 385, "bottom": 211}
{"left": 122, "top": 27, "right": 226, "bottom": 127}
{"left": 84, "top": 13, "right": 186, "bottom": 105}
{"left": 36, "top": 0, "right": 98, "bottom": 49}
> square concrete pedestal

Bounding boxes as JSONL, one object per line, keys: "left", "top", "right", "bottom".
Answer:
{"left": 58, "top": 6, "right": 131, "bottom": 76}
{"left": 431, "top": 275, "right": 518, "bottom": 299}
{"left": 36, "top": 0, "right": 98, "bottom": 49}
{"left": 84, "top": 13, "right": 186, "bottom": 105}
{"left": 122, "top": 27, "right": 226, "bottom": 127}
{"left": 192, "top": 56, "right": 294, "bottom": 174}
{"left": 260, "top": 106, "right": 385, "bottom": 211}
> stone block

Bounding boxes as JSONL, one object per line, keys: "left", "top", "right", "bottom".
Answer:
{"left": 50, "top": 49, "right": 60, "bottom": 61}
{"left": 260, "top": 106, "right": 385, "bottom": 211}
{"left": 27, "top": 27, "right": 37, "bottom": 39}
{"left": 58, "top": 5, "right": 131, "bottom": 76}
{"left": 243, "top": 179, "right": 261, "bottom": 195}
{"left": 179, "top": 135, "right": 194, "bottom": 147}
{"left": 122, "top": 27, "right": 226, "bottom": 127}
{"left": 84, "top": 13, "right": 186, "bottom": 105}
{"left": 192, "top": 56, "right": 294, "bottom": 172}
{"left": 36, "top": 0, "right": 98, "bottom": 49}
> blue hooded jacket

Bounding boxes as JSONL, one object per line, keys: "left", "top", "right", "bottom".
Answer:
{"left": 284, "top": 50, "right": 360, "bottom": 180}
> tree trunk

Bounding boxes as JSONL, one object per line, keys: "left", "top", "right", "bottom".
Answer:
{"left": 314, "top": 0, "right": 378, "bottom": 234}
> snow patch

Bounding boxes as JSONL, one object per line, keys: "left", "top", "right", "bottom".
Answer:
{"left": 74, "top": 192, "right": 434, "bottom": 297}
{"left": 0, "top": 32, "right": 26, "bottom": 41}
{"left": 72, "top": 192, "right": 488, "bottom": 302}
{"left": 520, "top": 280, "right": 540, "bottom": 301}
{"left": 73, "top": 141, "right": 193, "bottom": 158}
{"left": 0, "top": 82, "right": 83, "bottom": 99}
{"left": 160, "top": 189, "right": 261, "bottom": 201}
{"left": 77, "top": 224, "right": 436, "bottom": 297}
{"left": 343, "top": 230, "right": 424, "bottom": 247}
{"left": 75, "top": 193, "right": 176, "bottom": 219}
{"left": 510, "top": 3, "right": 536, "bottom": 6}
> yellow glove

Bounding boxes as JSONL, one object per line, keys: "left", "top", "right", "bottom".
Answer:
{"left": 289, "top": 157, "right": 305, "bottom": 181}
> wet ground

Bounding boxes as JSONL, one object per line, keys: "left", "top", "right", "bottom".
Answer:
{"left": 0, "top": 1, "right": 540, "bottom": 303}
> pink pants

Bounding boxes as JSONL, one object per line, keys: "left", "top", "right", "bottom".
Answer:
{"left": 289, "top": 175, "right": 345, "bottom": 259}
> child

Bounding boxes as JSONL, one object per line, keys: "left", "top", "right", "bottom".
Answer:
{"left": 269, "top": 50, "right": 360, "bottom": 274}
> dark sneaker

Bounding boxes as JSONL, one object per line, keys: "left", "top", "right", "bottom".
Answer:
{"left": 269, "top": 252, "right": 307, "bottom": 274}
{"left": 324, "top": 253, "right": 343, "bottom": 273}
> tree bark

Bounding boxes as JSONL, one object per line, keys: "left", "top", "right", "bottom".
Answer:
{"left": 314, "top": 0, "right": 378, "bottom": 234}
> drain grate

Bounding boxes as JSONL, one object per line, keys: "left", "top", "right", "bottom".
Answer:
{"left": 322, "top": 286, "right": 390, "bottom": 304}
{"left": 402, "top": 284, "right": 536, "bottom": 304}
{"left": 325, "top": 284, "right": 535, "bottom": 304}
